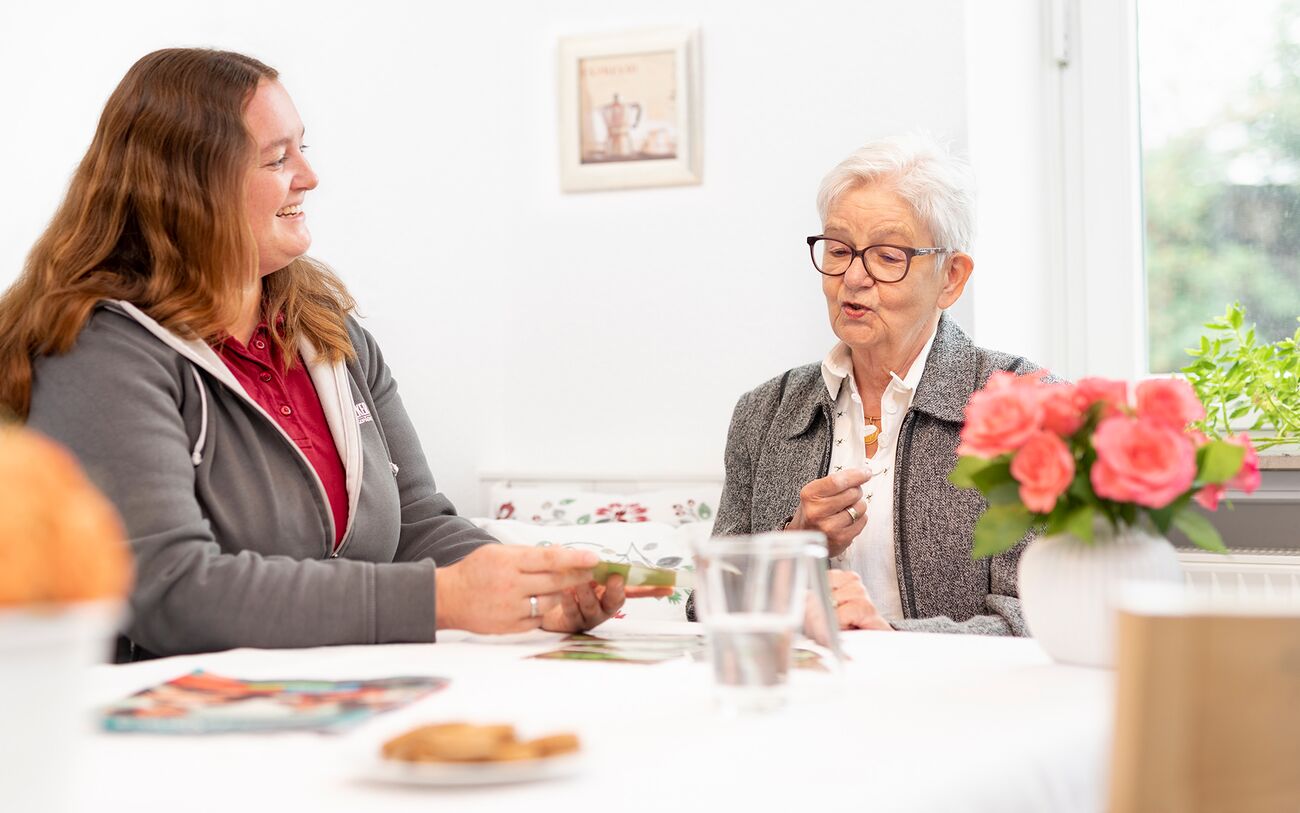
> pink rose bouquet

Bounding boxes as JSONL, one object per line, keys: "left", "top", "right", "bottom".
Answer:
{"left": 950, "top": 373, "right": 1259, "bottom": 557}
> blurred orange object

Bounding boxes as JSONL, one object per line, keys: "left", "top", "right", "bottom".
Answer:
{"left": 0, "top": 426, "right": 132, "bottom": 605}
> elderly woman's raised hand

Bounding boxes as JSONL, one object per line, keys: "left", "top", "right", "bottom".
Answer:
{"left": 788, "top": 469, "right": 871, "bottom": 558}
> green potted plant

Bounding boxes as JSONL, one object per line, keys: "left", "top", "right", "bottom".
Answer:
{"left": 1182, "top": 302, "right": 1300, "bottom": 451}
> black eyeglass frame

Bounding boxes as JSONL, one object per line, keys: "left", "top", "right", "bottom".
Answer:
{"left": 805, "top": 235, "right": 952, "bottom": 283}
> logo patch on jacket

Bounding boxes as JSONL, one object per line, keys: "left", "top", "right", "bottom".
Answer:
{"left": 354, "top": 402, "right": 373, "bottom": 425}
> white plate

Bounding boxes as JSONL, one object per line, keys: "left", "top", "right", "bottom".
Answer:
{"left": 364, "top": 753, "right": 583, "bottom": 787}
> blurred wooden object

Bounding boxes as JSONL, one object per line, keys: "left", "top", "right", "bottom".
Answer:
{"left": 1109, "top": 608, "right": 1300, "bottom": 813}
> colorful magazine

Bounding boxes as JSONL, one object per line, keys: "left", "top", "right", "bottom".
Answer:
{"left": 102, "top": 670, "right": 448, "bottom": 734}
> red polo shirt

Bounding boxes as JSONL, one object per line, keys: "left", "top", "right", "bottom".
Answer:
{"left": 216, "top": 324, "right": 349, "bottom": 549}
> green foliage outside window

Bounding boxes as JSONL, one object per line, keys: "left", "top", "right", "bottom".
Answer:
{"left": 1142, "top": 0, "right": 1300, "bottom": 373}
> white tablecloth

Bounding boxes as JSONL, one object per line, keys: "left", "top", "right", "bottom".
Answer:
{"left": 73, "top": 623, "right": 1112, "bottom": 812}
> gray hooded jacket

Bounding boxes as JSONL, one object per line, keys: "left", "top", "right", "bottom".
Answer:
{"left": 712, "top": 313, "right": 1038, "bottom": 635}
{"left": 27, "top": 301, "right": 494, "bottom": 656}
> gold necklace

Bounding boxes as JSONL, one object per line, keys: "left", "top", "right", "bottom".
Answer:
{"left": 863, "top": 415, "right": 881, "bottom": 451}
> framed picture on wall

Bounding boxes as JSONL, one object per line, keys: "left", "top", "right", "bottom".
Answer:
{"left": 558, "top": 26, "right": 702, "bottom": 193}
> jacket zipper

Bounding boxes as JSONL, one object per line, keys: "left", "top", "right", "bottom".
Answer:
{"left": 817, "top": 403, "right": 833, "bottom": 478}
{"left": 895, "top": 414, "right": 920, "bottom": 618}
{"left": 328, "top": 365, "right": 362, "bottom": 560}
{"left": 232, "top": 380, "right": 341, "bottom": 558}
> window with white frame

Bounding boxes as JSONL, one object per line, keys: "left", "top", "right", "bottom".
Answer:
{"left": 1054, "top": 0, "right": 1299, "bottom": 379}
{"left": 1137, "top": 0, "right": 1300, "bottom": 373}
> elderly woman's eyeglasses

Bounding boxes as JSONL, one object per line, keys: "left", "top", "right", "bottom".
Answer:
{"left": 806, "top": 236, "right": 950, "bottom": 283}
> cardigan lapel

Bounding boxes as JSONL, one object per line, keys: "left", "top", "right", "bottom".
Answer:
{"left": 776, "top": 367, "right": 835, "bottom": 440}
{"left": 909, "top": 312, "right": 980, "bottom": 425}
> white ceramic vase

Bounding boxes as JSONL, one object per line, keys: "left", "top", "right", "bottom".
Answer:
{"left": 1018, "top": 524, "right": 1183, "bottom": 668}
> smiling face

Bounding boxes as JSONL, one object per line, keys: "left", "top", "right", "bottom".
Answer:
{"left": 820, "top": 182, "right": 972, "bottom": 364}
{"left": 243, "top": 79, "right": 317, "bottom": 277}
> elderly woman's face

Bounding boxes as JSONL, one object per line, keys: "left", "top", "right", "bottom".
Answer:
{"left": 821, "top": 183, "right": 968, "bottom": 355}
{"left": 243, "top": 80, "right": 318, "bottom": 277}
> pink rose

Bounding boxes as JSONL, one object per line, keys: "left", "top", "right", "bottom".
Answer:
{"left": 1038, "top": 384, "right": 1085, "bottom": 436}
{"left": 1091, "top": 416, "right": 1197, "bottom": 508}
{"left": 1010, "top": 431, "right": 1075, "bottom": 514}
{"left": 958, "top": 374, "right": 1045, "bottom": 458}
{"left": 1195, "top": 484, "right": 1225, "bottom": 511}
{"left": 1076, "top": 377, "right": 1130, "bottom": 417}
{"left": 1227, "top": 434, "right": 1261, "bottom": 493}
{"left": 1195, "top": 435, "right": 1260, "bottom": 508}
{"left": 1135, "top": 379, "right": 1206, "bottom": 428}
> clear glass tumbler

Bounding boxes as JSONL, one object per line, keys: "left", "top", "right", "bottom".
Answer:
{"left": 691, "top": 531, "right": 835, "bottom": 713}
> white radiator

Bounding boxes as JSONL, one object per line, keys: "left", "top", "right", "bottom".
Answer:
{"left": 1178, "top": 550, "right": 1300, "bottom": 604}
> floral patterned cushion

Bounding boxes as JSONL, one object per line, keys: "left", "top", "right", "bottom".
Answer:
{"left": 487, "top": 485, "right": 720, "bottom": 528}
{"left": 471, "top": 519, "right": 709, "bottom": 621}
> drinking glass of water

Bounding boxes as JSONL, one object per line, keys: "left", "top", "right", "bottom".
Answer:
{"left": 691, "top": 531, "right": 832, "bottom": 713}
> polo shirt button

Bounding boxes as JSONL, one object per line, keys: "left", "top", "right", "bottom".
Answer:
{"left": 885, "top": 404, "right": 898, "bottom": 414}
{"left": 280, "top": 405, "right": 292, "bottom": 416}
{"left": 259, "top": 372, "right": 272, "bottom": 383}
{"left": 254, "top": 340, "right": 267, "bottom": 350}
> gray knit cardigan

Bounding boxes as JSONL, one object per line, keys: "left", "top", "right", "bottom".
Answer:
{"left": 705, "top": 313, "right": 1040, "bottom": 635}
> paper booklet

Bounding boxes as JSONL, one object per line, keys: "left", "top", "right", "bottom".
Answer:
{"left": 101, "top": 670, "right": 448, "bottom": 734}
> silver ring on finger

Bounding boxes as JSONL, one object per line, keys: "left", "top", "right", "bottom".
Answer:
{"left": 845, "top": 505, "right": 860, "bottom": 523}
{"left": 528, "top": 595, "right": 540, "bottom": 618}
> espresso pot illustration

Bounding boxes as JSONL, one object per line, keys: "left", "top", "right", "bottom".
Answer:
{"left": 599, "top": 93, "right": 642, "bottom": 157}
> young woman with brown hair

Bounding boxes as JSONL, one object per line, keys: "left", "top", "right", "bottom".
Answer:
{"left": 0, "top": 48, "right": 662, "bottom": 658}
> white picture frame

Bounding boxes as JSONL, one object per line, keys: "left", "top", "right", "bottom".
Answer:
{"left": 558, "top": 26, "right": 702, "bottom": 193}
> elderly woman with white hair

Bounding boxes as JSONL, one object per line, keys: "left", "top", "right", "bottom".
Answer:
{"left": 704, "top": 134, "right": 1043, "bottom": 635}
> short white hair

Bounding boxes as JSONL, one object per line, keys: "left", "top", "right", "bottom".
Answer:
{"left": 815, "top": 133, "right": 977, "bottom": 255}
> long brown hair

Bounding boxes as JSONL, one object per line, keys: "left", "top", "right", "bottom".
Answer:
{"left": 0, "top": 48, "right": 355, "bottom": 419}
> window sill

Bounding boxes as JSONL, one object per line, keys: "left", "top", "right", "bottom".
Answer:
{"left": 1258, "top": 452, "right": 1300, "bottom": 471}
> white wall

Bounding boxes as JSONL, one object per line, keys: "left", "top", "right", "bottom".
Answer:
{"left": 963, "top": 0, "right": 1058, "bottom": 369}
{"left": 0, "top": 0, "right": 974, "bottom": 514}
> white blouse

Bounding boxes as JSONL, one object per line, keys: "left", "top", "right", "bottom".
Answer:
{"left": 819, "top": 327, "right": 937, "bottom": 622}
